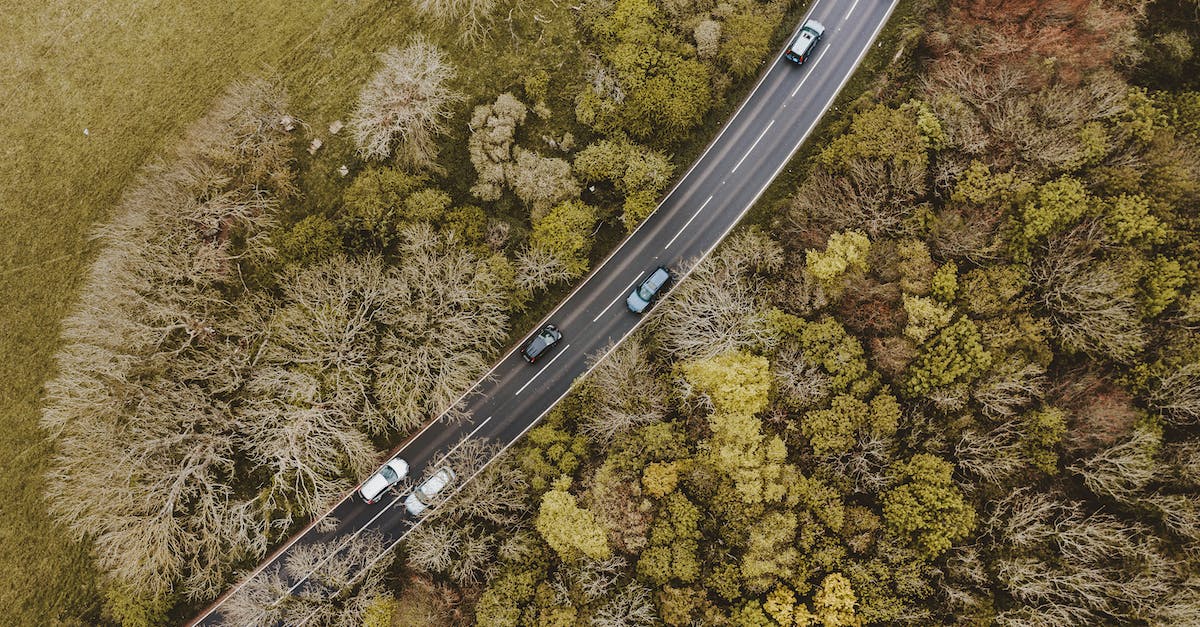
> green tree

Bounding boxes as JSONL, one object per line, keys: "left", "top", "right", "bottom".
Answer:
{"left": 642, "top": 461, "right": 681, "bottom": 498}
{"left": 573, "top": 139, "right": 674, "bottom": 231}
{"left": 475, "top": 570, "right": 538, "bottom": 627}
{"left": 1133, "top": 255, "right": 1186, "bottom": 317}
{"left": 902, "top": 294, "right": 954, "bottom": 344}
{"left": 930, "top": 261, "right": 958, "bottom": 302}
{"left": 362, "top": 595, "right": 400, "bottom": 627}
{"left": 441, "top": 204, "right": 488, "bottom": 246}
{"left": 102, "top": 586, "right": 172, "bottom": 627}
{"left": 1021, "top": 407, "right": 1066, "bottom": 474}
{"left": 1120, "top": 86, "right": 1168, "bottom": 143}
{"left": 900, "top": 317, "right": 992, "bottom": 398}
{"left": 881, "top": 454, "right": 976, "bottom": 559}
{"left": 680, "top": 350, "right": 772, "bottom": 416}
{"left": 536, "top": 482, "right": 611, "bottom": 561}
{"left": 1010, "top": 175, "right": 1093, "bottom": 256}
{"left": 817, "top": 104, "right": 930, "bottom": 172}
{"left": 637, "top": 492, "right": 701, "bottom": 584}
{"left": 812, "top": 572, "right": 860, "bottom": 627}
{"left": 803, "top": 395, "right": 868, "bottom": 456}
{"left": 339, "top": 167, "right": 425, "bottom": 249}
{"left": 790, "top": 317, "right": 875, "bottom": 397}
{"left": 951, "top": 160, "right": 1023, "bottom": 207}
{"left": 276, "top": 215, "right": 342, "bottom": 267}
{"left": 896, "top": 240, "right": 935, "bottom": 295}
{"left": 402, "top": 188, "right": 451, "bottom": 223}
{"left": 581, "top": 0, "right": 714, "bottom": 140}
{"left": 518, "top": 422, "right": 589, "bottom": 494}
{"left": 529, "top": 199, "right": 597, "bottom": 279}
{"left": 718, "top": 5, "right": 779, "bottom": 78}
{"left": 741, "top": 511, "right": 800, "bottom": 593}
{"left": 806, "top": 230, "right": 870, "bottom": 291}
{"left": 1105, "top": 193, "right": 1167, "bottom": 247}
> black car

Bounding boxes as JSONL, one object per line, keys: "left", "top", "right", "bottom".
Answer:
{"left": 521, "top": 324, "right": 563, "bottom": 363}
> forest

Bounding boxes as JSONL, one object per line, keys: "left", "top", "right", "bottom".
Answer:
{"left": 32, "top": 0, "right": 1200, "bottom": 624}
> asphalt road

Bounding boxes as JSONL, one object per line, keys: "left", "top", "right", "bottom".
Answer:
{"left": 192, "top": 0, "right": 899, "bottom": 623}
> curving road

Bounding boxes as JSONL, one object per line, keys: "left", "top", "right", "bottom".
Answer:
{"left": 192, "top": 0, "right": 898, "bottom": 623}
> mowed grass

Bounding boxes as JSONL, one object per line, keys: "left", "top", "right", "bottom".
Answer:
{"left": 0, "top": 0, "right": 587, "bottom": 622}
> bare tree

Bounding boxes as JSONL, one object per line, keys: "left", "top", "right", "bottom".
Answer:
{"left": 590, "top": 582, "right": 657, "bottom": 627}
{"left": 580, "top": 338, "right": 666, "bottom": 445}
{"left": 790, "top": 158, "right": 925, "bottom": 241}
{"left": 1034, "top": 228, "right": 1145, "bottom": 361}
{"left": 973, "top": 358, "right": 1047, "bottom": 420}
{"left": 1069, "top": 426, "right": 1160, "bottom": 503}
{"left": 505, "top": 147, "right": 579, "bottom": 221}
{"left": 41, "top": 80, "right": 294, "bottom": 600}
{"left": 653, "top": 231, "right": 783, "bottom": 360}
{"left": 350, "top": 37, "right": 461, "bottom": 166}
{"left": 772, "top": 342, "right": 833, "bottom": 411}
{"left": 1149, "top": 362, "right": 1200, "bottom": 426}
{"left": 1141, "top": 492, "right": 1200, "bottom": 541}
{"left": 955, "top": 422, "right": 1026, "bottom": 486}
{"left": 220, "top": 531, "right": 394, "bottom": 627}
{"left": 375, "top": 224, "right": 509, "bottom": 432}
{"left": 410, "top": 0, "right": 500, "bottom": 43}
{"left": 515, "top": 245, "right": 574, "bottom": 293}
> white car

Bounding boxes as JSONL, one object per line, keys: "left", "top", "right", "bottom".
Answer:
{"left": 358, "top": 457, "right": 409, "bottom": 504}
{"left": 404, "top": 467, "right": 456, "bottom": 515}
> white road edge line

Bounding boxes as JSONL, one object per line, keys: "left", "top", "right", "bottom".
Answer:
{"left": 514, "top": 345, "right": 570, "bottom": 396}
{"left": 369, "top": 0, "right": 901, "bottom": 589}
{"left": 192, "top": 4, "right": 837, "bottom": 624}
{"left": 731, "top": 120, "right": 774, "bottom": 173}
{"left": 665, "top": 195, "right": 714, "bottom": 250}
{"left": 593, "top": 272, "right": 645, "bottom": 322}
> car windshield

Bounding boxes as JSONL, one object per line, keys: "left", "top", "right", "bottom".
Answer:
{"left": 381, "top": 466, "right": 397, "bottom": 482}
{"left": 638, "top": 283, "right": 657, "bottom": 300}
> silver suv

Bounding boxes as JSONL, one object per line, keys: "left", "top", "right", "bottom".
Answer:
{"left": 404, "top": 467, "right": 456, "bottom": 515}
{"left": 784, "top": 19, "right": 826, "bottom": 64}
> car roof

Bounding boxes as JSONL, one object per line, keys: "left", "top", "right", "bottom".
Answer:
{"left": 647, "top": 267, "right": 670, "bottom": 285}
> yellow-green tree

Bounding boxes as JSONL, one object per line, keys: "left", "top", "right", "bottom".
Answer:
{"left": 806, "top": 230, "right": 870, "bottom": 292}
{"left": 535, "top": 482, "right": 611, "bottom": 561}
{"left": 529, "top": 199, "right": 597, "bottom": 279}
{"left": 812, "top": 573, "right": 860, "bottom": 627}
{"left": 881, "top": 454, "right": 975, "bottom": 559}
